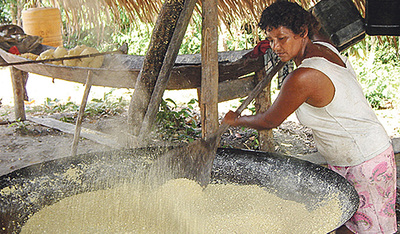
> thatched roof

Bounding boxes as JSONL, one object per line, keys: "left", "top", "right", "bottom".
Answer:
{"left": 46, "top": 0, "right": 365, "bottom": 31}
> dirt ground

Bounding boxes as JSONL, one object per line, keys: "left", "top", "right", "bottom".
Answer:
{"left": 0, "top": 107, "right": 316, "bottom": 176}
{"left": 0, "top": 105, "right": 398, "bottom": 175}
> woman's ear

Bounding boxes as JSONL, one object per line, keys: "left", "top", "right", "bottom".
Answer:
{"left": 300, "top": 27, "right": 309, "bottom": 38}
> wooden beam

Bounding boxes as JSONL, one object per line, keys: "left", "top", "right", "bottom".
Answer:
{"left": 201, "top": 0, "right": 219, "bottom": 139}
{"left": 217, "top": 75, "right": 256, "bottom": 103}
{"left": 127, "top": 0, "right": 186, "bottom": 136}
{"left": 198, "top": 75, "right": 257, "bottom": 104}
{"left": 254, "top": 68, "right": 274, "bottom": 152}
{"left": 28, "top": 117, "right": 122, "bottom": 148}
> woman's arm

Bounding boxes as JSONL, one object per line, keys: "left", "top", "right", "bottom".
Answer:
{"left": 222, "top": 68, "right": 316, "bottom": 130}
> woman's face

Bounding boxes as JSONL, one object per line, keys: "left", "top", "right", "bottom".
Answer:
{"left": 265, "top": 26, "right": 305, "bottom": 62}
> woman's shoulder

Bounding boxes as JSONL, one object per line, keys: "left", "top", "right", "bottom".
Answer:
{"left": 286, "top": 67, "right": 327, "bottom": 85}
{"left": 304, "top": 43, "right": 346, "bottom": 68}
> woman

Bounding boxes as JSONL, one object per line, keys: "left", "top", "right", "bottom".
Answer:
{"left": 222, "top": 1, "right": 396, "bottom": 233}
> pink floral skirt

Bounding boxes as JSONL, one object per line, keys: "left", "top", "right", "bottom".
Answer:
{"left": 329, "top": 145, "right": 397, "bottom": 234}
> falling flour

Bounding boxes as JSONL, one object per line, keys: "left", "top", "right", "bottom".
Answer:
{"left": 21, "top": 178, "right": 342, "bottom": 233}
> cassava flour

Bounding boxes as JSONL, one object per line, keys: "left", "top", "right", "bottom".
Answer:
{"left": 21, "top": 178, "right": 342, "bottom": 233}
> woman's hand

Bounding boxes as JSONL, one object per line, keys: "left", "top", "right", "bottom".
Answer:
{"left": 222, "top": 110, "right": 241, "bottom": 126}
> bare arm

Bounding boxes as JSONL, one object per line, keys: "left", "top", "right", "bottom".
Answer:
{"left": 223, "top": 69, "right": 313, "bottom": 130}
{"left": 222, "top": 67, "right": 334, "bottom": 130}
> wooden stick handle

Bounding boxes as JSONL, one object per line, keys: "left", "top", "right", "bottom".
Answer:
{"left": 0, "top": 50, "right": 116, "bottom": 67}
{"left": 0, "top": 42, "right": 128, "bottom": 67}
{"left": 215, "top": 60, "right": 286, "bottom": 137}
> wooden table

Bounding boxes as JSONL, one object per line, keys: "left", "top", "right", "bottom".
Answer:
{"left": 0, "top": 47, "right": 265, "bottom": 120}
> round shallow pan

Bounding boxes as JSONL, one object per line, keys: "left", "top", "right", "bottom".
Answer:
{"left": 0, "top": 147, "right": 359, "bottom": 233}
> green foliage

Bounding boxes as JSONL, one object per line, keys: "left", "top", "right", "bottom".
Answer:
{"left": 0, "top": 0, "right": 11, "bottom": 24}
{"left": 113, "top": 22, "right": 152, "bottom": 56}
{"left": 85, "top": 89, "right": 128, "bottom": 117}
{"left": 99, "top": 6, "right": 153, "bottom": 55}
{"left": 110, "top": 14, "right": 257, "bottom": 55}
{"left": 232, "top": 99, "right": 257, "bottom": 115}
{"left": 374, "top": 39, "right": 399, "bottom": 67}
{"left": 27, "top": 97, "right": 78, "bottom": 123}
{"left": 8, "top": 118, "right": 30, "bottom": 134}
{"left": 63, "top": 27, "right": 116, "bottom": 51}
{"left": 356, "top": 62, "right": 399, "bottom": 109}
{"left": 179, "top": 16, "right": 202, "bottom": 54}
{"left": 27, "top": 90, "right": 128, "bottom": 122}
{"left": 156, "top": 98, "right": 200, "bottom": 142}
{"left": 1, "top": 102, "right": 11, "bottom": 122}
{"left": 347, "top": 36, "right": 400, "bottom": 109}
{"left": 224, "top": 23, "right": 258, "bottom": 51}
{"left": 246, "top": 132, "right": 260, "bottom": 150}
{"left": 43, "top": 97, "right": 79, "bottom": 113}
{"left": 0, "top": 108, "right": 10, "bottom": 119}
{"left": 111, "top": 15, "right": 203, "bottom": 56}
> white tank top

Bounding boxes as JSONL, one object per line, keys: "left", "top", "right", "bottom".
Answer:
{"left": 295, "top": 41, "right": 391, "bottom": 166}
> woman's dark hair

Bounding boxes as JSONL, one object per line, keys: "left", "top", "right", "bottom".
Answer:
{"left": 258, "top": 0, "right": 320, "bottom": 38}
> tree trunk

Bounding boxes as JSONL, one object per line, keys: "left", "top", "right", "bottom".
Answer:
{"left": 127, "top": 0, "right": 186, "bottom": 136}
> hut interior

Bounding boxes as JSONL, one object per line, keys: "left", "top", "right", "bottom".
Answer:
{"left": 0, "top": 0, "right": 398, "bottom": 165}
{"left": 2, "top": 0, "right": 385, "bottom": 148}
{"left": 1, "top": 0, "right": 399, "bottom": 232}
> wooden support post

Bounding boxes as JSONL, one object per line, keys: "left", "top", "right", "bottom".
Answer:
{"left": 127, "top": 0, "right": 186, "bottom": 136}
{"left": 200, "top": 0, "right": 219, "bottom": 139}
{"left": 254, "top": 68, "right": 275, "bottom": 152}
{"left": 71, "top": 71, "right": 93, "bottom": 156}
{"left": 139, "top": 0, "right": 197, "bottom": 138}
{"left": 10, "top": 67, "right": 27, "bottom": 121}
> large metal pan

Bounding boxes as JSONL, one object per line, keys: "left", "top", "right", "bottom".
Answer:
{"left": 0, "top": 147, "right": 359, "bottom": 233}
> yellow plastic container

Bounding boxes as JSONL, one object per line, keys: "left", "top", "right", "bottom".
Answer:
{"left": 22, "top": 8, "right": 63, "bottom": 47}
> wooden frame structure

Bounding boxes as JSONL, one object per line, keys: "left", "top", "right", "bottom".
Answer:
{"left": 0, "top": 47, "right": 275, "bottom": 148}
{"left": 0, "top": 0, "right": 278, "bottom": 151}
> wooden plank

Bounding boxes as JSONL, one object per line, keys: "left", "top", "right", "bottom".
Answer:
{"left": 28, "top": 117, "right": 122, "bottom": 149}
{"left": 201, "top": 0, "right": 219, "bottom": 139}
{"left": 217, "top": 75, "right": 256, "bottom": 103}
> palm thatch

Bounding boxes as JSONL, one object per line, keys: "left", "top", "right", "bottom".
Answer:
{"left": 43, "top": 0, "right": 365, "bottom": 30}
{"left": 13, "top": 0, "right": 369, "bottom": 39}
{"left": 14, "top": 0, "right": 398, "bottom": 52}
